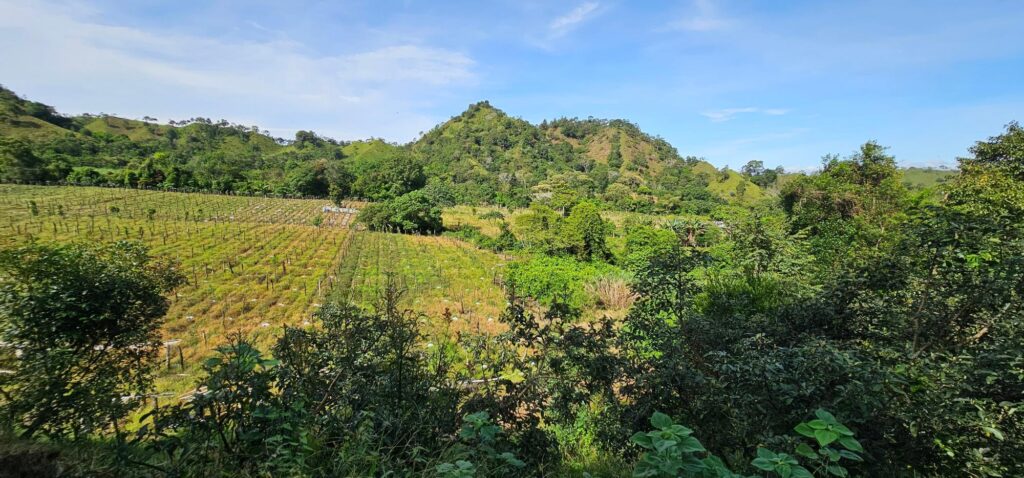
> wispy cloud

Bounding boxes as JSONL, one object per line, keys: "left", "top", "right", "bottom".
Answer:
{"left": 701, "top": 107, "right": 789, "bottom": 122}
{"left": 668, "top": 0, "right": 732, "bottom": 32}
{"left": 549, "top": 2, "right": 601, "bottom": 37}
{"left": 0, "top": 0, "right": 475, "bottom": 141}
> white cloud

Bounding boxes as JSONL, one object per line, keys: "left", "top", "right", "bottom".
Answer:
{"left": 0, "top": 0, "right": 476, "bottom": 141}
{"left": 668, "top": 0, "right": 732, "bottom": 32}
{"left": 549, "top": 2, "right": 600, "bottom": 37}
{"left": 701, "top": 107, "right": 789, "bottom": 122}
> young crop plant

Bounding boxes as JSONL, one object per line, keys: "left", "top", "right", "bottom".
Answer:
{"left": 0, "top": 185, "right": 356, "bottom": 396}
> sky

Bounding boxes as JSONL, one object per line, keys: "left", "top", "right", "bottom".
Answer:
{"left": 1, "top": 0, "right": 1022, "bottom": 170}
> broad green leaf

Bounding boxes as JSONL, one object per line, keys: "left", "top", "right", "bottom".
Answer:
{"left": 791, "top": 466, "right": 814, "bottom": 478}
{"left": 982, "top": 426, "right": 1005, "bottom": 441}
{"left": 838, "top": 450, "right": 863, "bottom": 461}
{"left": 677, "top": 436, "right": 706, "bottom": 453}
{"left": 651, "top": 412, "right": 673, "bottom": 430}
{"left": 831, "top": 423, "right": 853, "bottom": 436}
{"left": 827, "top": 465, "right": 849, "bottom": 477}
{"left": 655, "top": 439, "right": 677, "bottom": 452}
{"left": 751, "top": 457, "right": 774, "bottom": 471}
{"left": 795, "top": 443, "right": 816, "bottom": 459}
{"left": 815, "top": 409, "right": 837, "bottom": 423}
{"left": 807, "top": 419, "right": 828, "bottom": 430}
{"left": 815, "top": 429, "right": 839, "bottom": 446}
{"left": 630, "top": 432, "right": 653, "bottom": 448}
{"left": 794, "top": 423, "right": 816, "bottom": 438}
{"left": 668, "top": 424, "right": 695, "bottom": 436}
{"left": 823, "top": 447, "right": 840, "bottom": 461}
{"left": 838, "top": 436, "right": 863, "bottom": 452}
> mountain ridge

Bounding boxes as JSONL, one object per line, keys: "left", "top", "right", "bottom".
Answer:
{"left": 1, "top": 86, "right": 945, "bottom": 211}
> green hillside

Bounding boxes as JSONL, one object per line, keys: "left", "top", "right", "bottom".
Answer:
{"left": 78, "top": 115, "right": 170, "bottom": 141}
{"left": 2, "top": 87, "right": 756, "bottom": 212}
{"left": 413, "top": 104, "right": 722, "bottom": 212}
{"left": 0, "top": 86, "right": 76, "bottom": 140}
{"left": 902, "top": 166, "right": 957, "bottom": 189}
{"left": 691, "top": 160, "right": 765, "bottom": 202}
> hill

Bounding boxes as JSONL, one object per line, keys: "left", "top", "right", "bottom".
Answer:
{"left": 413, "top": 103, "right": 731, "bottom": 212}
{"left": 902, "top": 166, "right": 957, "bottom": 189}
{"left": 0, "top": 86, "right": 76, "bottom": 140}
{"left": 1, "top": 86, "right": 957, "bottom": 212}
{"left": 690, "top": 160, "right": 765, "bottom": 202}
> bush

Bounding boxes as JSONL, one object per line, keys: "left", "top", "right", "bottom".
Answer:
{"left": 0, "top": 241, "right": 183, "bottom": 439}
{"left": 505, "top": 256, "right": 621, "bottom": 311}
{"left": 585, "top": 274, "right": 638, "bottom": 311}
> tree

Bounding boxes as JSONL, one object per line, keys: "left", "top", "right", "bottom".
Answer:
{"left": 743, "top": 160, "right": 781, "bottom": 188}
{"left": 563, "top": 201, "right": 611, "bottom": 261}
{"left": 0, "top": 138, "right": 49, "bottom": 183}
{"left": 293, "top": 130, "right": 322, "bottom": 148}
{"left": 357, "top": 190, "right": 443, "bottom": 233}
{"left": 531, "top": 172, "right": 594, "bottom": 213}
{"left": 607, "top": 133, "right": 624, "bottom": 169}
{"left": 285, "top": 159, "right": 331, "bottom": 197}
{"left": 0, "top": 241, "right": 183, "bottom": 438}
{"left": 135, "top": 157, "right": 165, "bottom": 188}
{"left": 350, "top": 149, "right": 426, "bottom": 201}
{"left": 964, "top": 121, "right": 1024, "bottom": 180}
{"left": 780, "top": 141, "right": 908, "bottom": 268}
{"left": 741, "top": 160, "right": 765, "bottom": 178}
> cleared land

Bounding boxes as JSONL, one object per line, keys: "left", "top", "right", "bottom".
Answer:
{"left": 0, "top": 185, "right": 509, "bottom": 395}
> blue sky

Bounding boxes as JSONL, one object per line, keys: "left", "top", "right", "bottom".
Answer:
{"left": 2, "top": 0, "right": 1022, "bottom": 170}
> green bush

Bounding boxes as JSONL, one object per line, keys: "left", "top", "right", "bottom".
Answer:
{"left": 505, "top": 255, "right": 621, "bottom": 310}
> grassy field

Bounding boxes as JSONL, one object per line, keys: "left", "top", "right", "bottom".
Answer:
{"left": 902, "top": 167, "right": 957, "bottom": 189}
{"left": 0, "top": 185, "right": 509, "bottom": 399}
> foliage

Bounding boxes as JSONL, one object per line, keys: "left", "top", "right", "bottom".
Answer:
{"left": 348, "top": 146, "right": 426, "bottom": 200}
{"left": 0, "top": 241, "right": 182, "bottom": 439}
{"left": 436, "top": 412, "right": 526, "bottom": 477}
{"left": 563, "top": 200, "right": 613, "bottom": 261}
{"left": 145, "top": 281, "right": 466, "bottom": 476}
{"left": 358, "top": 189, "right": 443, "bottom": 233}
{"left": 630, "top": 410, "right": 862, "bottom": 478}
{"left": 505, "top": 255, "right": 621, "bottom": 311}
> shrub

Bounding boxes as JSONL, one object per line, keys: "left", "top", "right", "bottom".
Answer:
{"left": 0, "top": 241, "right": 183, "bottom": 439}
{"left": 630, "top": 410, "right": 863, "bottom": 478}
{"left": 585, "top": 274, "right": 638, "bottom": 311}
{"left": 505, "top": 256, "right": 621, "bottom": 311}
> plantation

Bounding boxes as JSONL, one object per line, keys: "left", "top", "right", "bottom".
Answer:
{"left": 334, "top": 230, "right": 510, "bottom": 334}
{"left": 0, "top": 185, "right": 514, "bottom": 396}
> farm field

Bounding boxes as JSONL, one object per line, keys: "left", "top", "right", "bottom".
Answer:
{"left": 0, "top": 185, "right": 509, "bottom": 396}
{"left": 335, "top": 230, "right": 511, "bottom": 335}
{"left": 0, "top": 186, "right": 355, "bottom": 392}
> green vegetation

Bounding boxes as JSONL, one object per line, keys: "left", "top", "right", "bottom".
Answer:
{"left": 0, "top": 84, "right": 1020, "bottom": 477}
{"left": 0, "top": 241, "right": 183, "bottom": 439}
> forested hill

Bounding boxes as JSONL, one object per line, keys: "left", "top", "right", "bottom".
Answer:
{"left": 412, "top": 101, "right": 746, "bottom": 209}
{"left": 1, "top": 85, "right": 943, "bottom": 212}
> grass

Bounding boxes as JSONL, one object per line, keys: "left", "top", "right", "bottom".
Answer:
{"left": 902, "top": 167, "right": 957, "bottom": 189}
{"left": 691, "top": 161, "right": 765, "bottom": 202}
{"left": 80, "top": 116, "right": 169, "bottom": 142}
